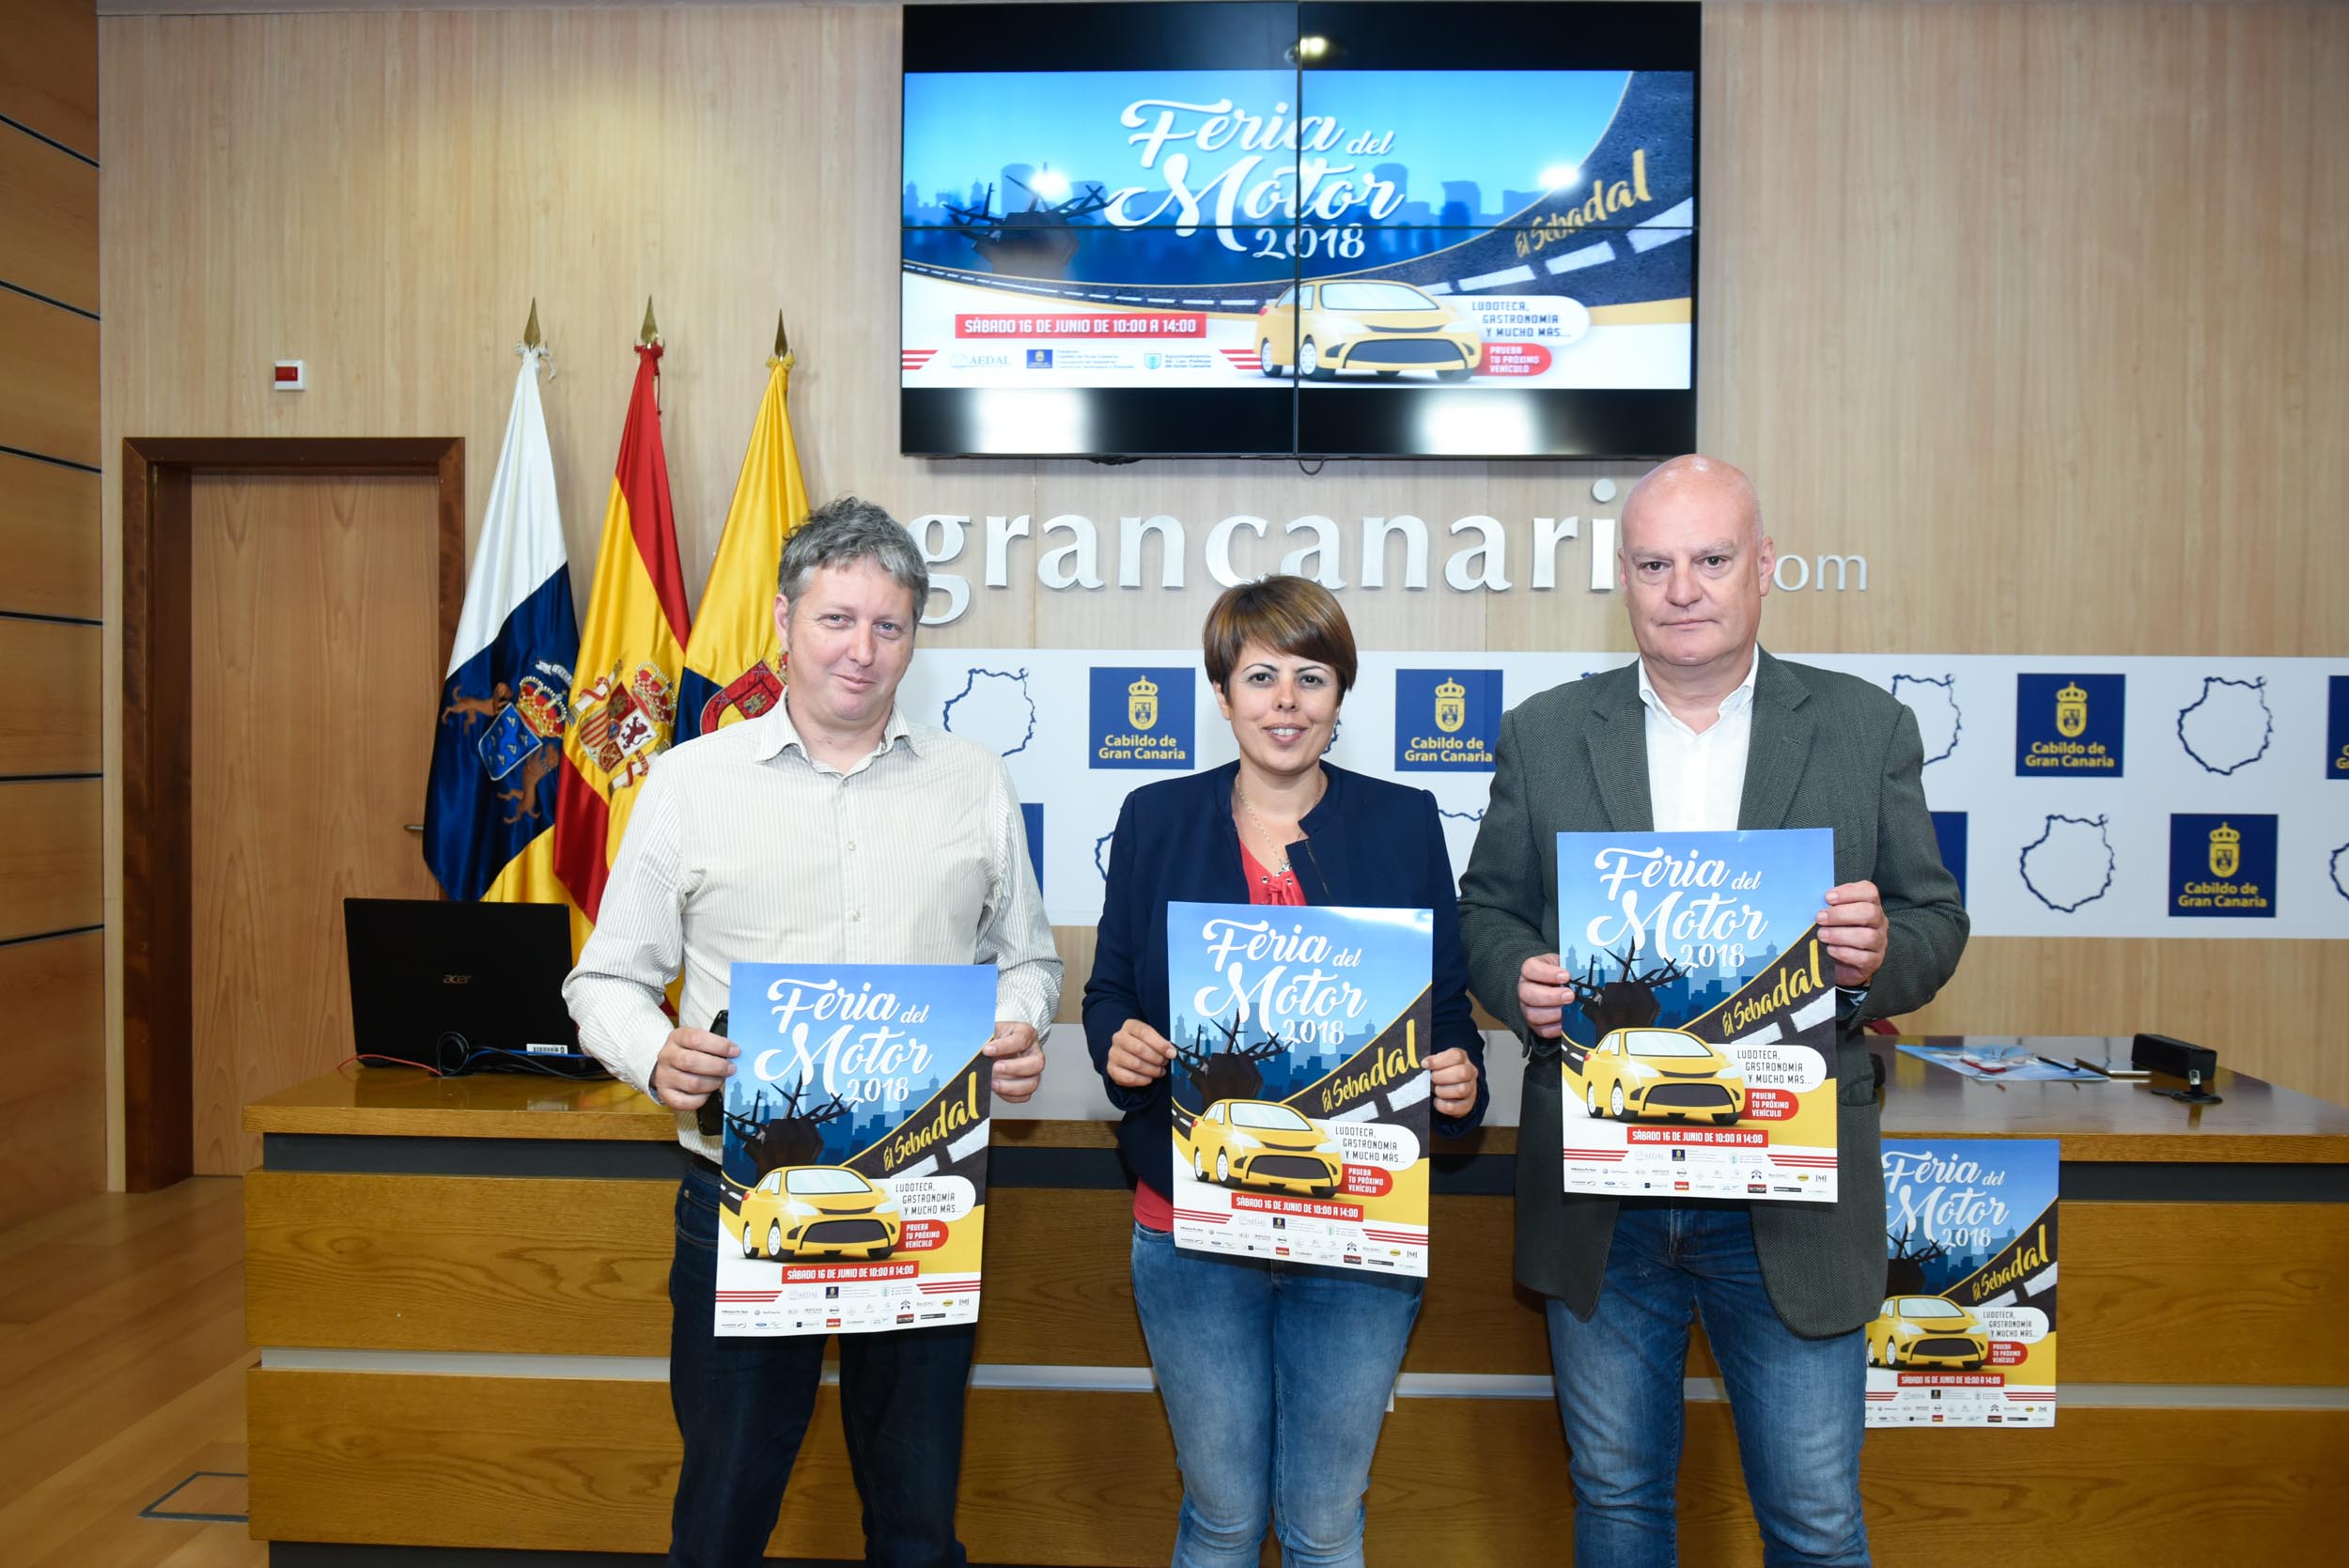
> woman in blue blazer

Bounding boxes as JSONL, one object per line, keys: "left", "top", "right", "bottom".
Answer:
{"left": 1083, "top": 575, "right": 1488, "bottom": 1568}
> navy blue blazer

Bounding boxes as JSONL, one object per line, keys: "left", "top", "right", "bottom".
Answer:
{"left": 1082, "top": 760, "right": 1490, "bottom": 1196}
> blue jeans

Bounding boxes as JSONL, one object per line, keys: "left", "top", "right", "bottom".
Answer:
{"left": 1130, "top": 1222, "right": 1423, "bottom": 1568}
{"left": 667, "top": 1160, "right": 975, "bottom": 1568}
{"left": 1545, "top": 1203, "right": 1869, "bottom": 1568}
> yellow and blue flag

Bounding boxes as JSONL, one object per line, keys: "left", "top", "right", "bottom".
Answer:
{"left": 422, "top": 342, "right": 580, "bottom": 903}
{"left": 677, "top": 345, "right": 808, "bottom": 740}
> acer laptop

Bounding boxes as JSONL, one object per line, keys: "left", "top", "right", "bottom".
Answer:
{"left": 343, "top": 897, "right": 601, "bottom": 1075}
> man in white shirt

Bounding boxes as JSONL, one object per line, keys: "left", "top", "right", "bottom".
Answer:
{"left": 566, "top": 498, "right": 1060, "bottom": 1568}
{"left": 1459, "top": 457, "right": 1968, "bottom": 1567}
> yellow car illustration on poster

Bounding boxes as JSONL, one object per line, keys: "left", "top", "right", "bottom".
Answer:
{"left": 1572, "top": 1027, "right": 1747, "bottom": 1124}
{"left": 735, "top": 1165, "right": 901, "bottom": 1261}
{"left": 1868, "top": 1296, "right": 1991, "bottom": 1369}
{"left": 1185, "top": 1099, "right": 1343, "bottom": 1196}
{"left": 1257, "top": 280, "right": 1483, "bottom": 382}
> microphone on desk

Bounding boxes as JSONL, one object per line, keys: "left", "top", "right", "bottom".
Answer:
{"left": 694, "top": 1010, "right": 730, "bottom": 1140}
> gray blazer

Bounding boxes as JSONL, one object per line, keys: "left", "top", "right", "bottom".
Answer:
{"left": 1458, "top": 650, "right": 1969, "bottom": 1338}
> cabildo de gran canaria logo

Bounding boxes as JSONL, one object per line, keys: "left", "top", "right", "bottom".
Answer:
{"left": 1089, "top": 666, "right": 1193, "bottom": 769}
{"left": 2015, "top": 674, "right": 2124, "bottom": 776}
{"left": 2208, "top": 821, "right": 2241, "bottom": 879}
{"left": 2168, "top": 813, "right": 2276, "bottom": 918}
{"left": 2055, "top": 680, "right": 2089, "bottom": 738}
{"left": 1395, "top": 670, "right": 1500, "bottom": 771}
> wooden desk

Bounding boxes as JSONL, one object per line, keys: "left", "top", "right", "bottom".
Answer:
{"left": 243, "top": 1037, "right": 2349, "bottom": 1566}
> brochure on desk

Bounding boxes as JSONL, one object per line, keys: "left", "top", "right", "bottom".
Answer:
{"left": 1555, "top": 830, "right": 1840, "bottom": 1203}
{"left": 1167, "top": 903, "right": 1434, "bottom": 1276}
{"left": 1867, "top": 1140, "right": 2059, "bottom": 1427}
{"left": 713, "top": 963, "right": 994, "bottom": 1337}
{"left": 1898, "top": 1040, "right": 2105, "bottom": 1082}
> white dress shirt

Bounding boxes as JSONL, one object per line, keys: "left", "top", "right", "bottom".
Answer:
{"left": 1636, "top": 650, "right": 1759, "bottom": 833}
{"left": 1638, "top": 648, "right": 1865, "bottom": 1004}
{"left": 564, "top": 697, "right": 1063, "bottom": 1156}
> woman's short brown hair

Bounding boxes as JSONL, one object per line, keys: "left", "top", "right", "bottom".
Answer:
{"left": 1202, "top": 575, "right": 1359, "bottom": 696}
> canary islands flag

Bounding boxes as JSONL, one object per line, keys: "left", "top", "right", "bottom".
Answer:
{"left": 422, "top": 344, "right": 580, "bottom": 903}
{"left": 553, "top": 341, "right": 692, "bottom": 924}
{"left": 677, "top": 348, "right": 808, "bottom": 741}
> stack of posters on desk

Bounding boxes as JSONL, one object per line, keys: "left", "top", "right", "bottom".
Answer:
{"left": 713, "top": 963, "right": 995, "bottom": 1336}
{"left": 1867, "top": 1139, "right": 2059, "bottom": 1427}
{"left": 1554, "top": 829, "right": 1841, "bottom": 1202}
{"left": 1166, "top": 903, "right": 1434, "bottom": 1275}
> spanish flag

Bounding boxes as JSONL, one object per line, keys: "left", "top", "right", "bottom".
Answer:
{"left": 552, "top": 336, "right": 692, "bottom": 924}
{"left": 677, "top": 336, "right": 808, "bottom": 741}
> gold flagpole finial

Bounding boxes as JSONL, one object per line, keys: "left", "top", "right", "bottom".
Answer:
{"left": 639, "top": 296, "right": 661, "bottom": 346}
{"left": 773, "top": 311, "right": 790, "bottom": 359}
{"left": 521, "top": 298, "right": 542, "bottom": 350}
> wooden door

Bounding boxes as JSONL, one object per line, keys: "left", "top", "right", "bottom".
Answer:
{"left": 189, "top": 474, "right": 443, "bottom": 1172}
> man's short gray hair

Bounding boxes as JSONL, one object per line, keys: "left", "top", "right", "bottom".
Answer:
{"left": 777, "top": 496, "right": 930, "bottom": 616}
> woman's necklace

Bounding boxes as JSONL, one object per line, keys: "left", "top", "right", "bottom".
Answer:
{"left": 1235, "top": 771, "right": 1325, "bottom": 880}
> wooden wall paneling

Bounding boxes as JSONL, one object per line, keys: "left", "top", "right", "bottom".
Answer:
{"left": 0, "top": 453, "right": 100, "bottom": 620}
{"left": 0, "top": 778, "right": 100, "bottom": 939}
{"left": 188, "top": 472, "right": 444, "bottom": 1174}
{"left": 1906, "top": 937, "right": 2349, "bottom": 1110}
{"left": 2061, "top": 1202, "right": 2349, "bottom": 1387}
{"left": 1050, "top": 924, "right": 1095, "bottom": 1025}
{"left": 245, "top": 1172, "right": 674, "bottom": 1356}
{"left": 243, "top": 1367, "right": 2349, "bottom": 1565}
{"left": 972, "top": 1187, "right": 1148, "bottom": 1368}
{"left": 0, "top": 0, "right": 100, "bottom": 160}
{"left": 0, "top": 124, "right": 98, "bottom": 314}
{"left": 0, "top": 931, "right": 105, "bottom": 1228}
{"left": 0, "top": 618, "right": 99, "bottom": 776}
{"left": 1697, "top": 1, "right": 2348, "bottom": 660}
{"left": 0, "top": 288, "right": 98, "bottom": 469}
{"left": 243, "top": 1169, "right": 2349, "bottom": 1388}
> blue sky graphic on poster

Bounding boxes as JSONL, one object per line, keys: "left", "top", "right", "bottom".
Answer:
{"left": 1553, "top": 828, "right": 1831, "bottom": 1048}
{"left": 1880, "top": 1140, "right": 2058, "bottom": 1298}
{"left": 721, "top": 964, "right": 996, "bottom": 1186}
{"left": 1165, "top": 902, "right": 1431, "bottom": 1110}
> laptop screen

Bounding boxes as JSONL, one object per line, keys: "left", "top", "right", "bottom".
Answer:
{"left": 343, "top": 897, "right": 586, "bottom": 1072}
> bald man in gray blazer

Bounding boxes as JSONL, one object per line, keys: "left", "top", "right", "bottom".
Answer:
{"left": 1460, "top": 457, "right": 1967, "bottom": 1568}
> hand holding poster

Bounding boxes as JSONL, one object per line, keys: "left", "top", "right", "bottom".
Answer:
{"left": 1166, "top": 903, "right": 1433, "bottom": 1274}
{"left": 1554, "top": 830, "right": 1840, "bottom": 1202}
{"left": 714, "top": 964, "right": 994, "bottom": 1337}
{"left": 1868, "top": 1140, "right": 2059, "bottom": 1427}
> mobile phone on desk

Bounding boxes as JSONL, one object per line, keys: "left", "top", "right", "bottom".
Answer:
{"left": 694, "top": 1009, "right": 730, "bottom": 1139}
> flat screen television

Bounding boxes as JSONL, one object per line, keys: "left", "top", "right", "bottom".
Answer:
{"left": 901, "top": 1, "right": 1700, "bottom": 460}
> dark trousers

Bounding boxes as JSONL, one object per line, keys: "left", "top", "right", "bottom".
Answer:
{"left": 667, "top": 1160, "right": 975, "bottom": 1568}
